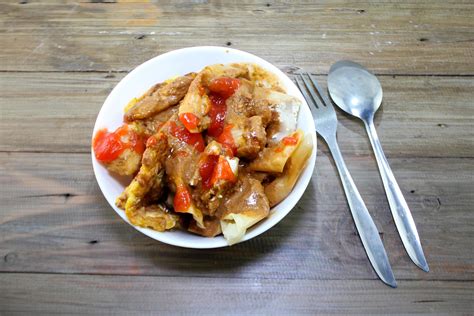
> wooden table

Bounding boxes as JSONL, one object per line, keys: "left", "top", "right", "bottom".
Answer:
{"left": 1, "top": 1, "right": 473, "bottom": 314}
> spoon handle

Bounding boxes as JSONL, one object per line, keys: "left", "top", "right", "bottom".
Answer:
{"left": 364, "top": 118, "right": 429, "bottom": 272}
{"left": 325, "top": 138, "right": 396, "bottom": 288}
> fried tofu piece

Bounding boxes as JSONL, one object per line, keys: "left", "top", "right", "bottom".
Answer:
{"left": 124, "top": 73, "right": 196, "bottom": 122}
{"left": 104, "top": 148, "right": 142, "bottom": 176}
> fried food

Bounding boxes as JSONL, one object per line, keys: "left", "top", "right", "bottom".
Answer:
{"left": 130, "top": 204, "right": 179, "bottom": 232}
{"left": 218, "top": 175, "right": 270, "bottom": 245}
{"left": 124, "top": 73, "right": 196, "bottom": 122}
{"left": 93, "top": 63, "right": 313, "bottom": 245}
{"left": 188, "top": 216, "right": 222, "bottom": 237}
{"left": 120, "top": 132, "right": 170, "bottom": 228}
{"left": 264, "top": 134, "right": 313, "bottom": 207}
{"left": 92, "top": 124, "right": 145, "bottom": 176}
{"left": 249, "top": 129, "right": 304, "bottom": 173}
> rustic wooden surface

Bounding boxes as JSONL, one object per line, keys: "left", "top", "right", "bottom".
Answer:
{"left": 1, "top": 1, "right": 473, "bottom": 315}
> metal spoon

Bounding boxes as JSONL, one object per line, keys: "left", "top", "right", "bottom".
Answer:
{"left": 327, "top": 60, "right": 429, "bottom": 272}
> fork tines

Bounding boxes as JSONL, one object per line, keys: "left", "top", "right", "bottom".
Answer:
{"left": 295, "top": 72, "right": 331, "bottom": 109}
{"left": 295, "top": 72, "right": 338, "bottom": 136}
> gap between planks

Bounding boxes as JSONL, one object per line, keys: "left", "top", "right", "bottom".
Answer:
{"left": 1, "top": 70, "right": 474, "bottom": 77}
{"left": 0, "top": 270, "right": 472, "bottom": 283}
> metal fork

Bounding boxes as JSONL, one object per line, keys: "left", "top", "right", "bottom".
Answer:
{"left": 295, "top": 73, "right": 397, "bottom": 288}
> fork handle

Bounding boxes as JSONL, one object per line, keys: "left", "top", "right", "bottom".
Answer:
{"left": 325, "top": 137, "right": 396, "bottom": 287}
{"left": 364, "top": 118, "right": 429, "bottom": 272}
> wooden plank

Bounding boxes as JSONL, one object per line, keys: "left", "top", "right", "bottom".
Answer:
{"left": 1, "top": 72, "right": 473, "bottom": 157}
{"left": 0, "top": 273, "right": 472, "bottom": 315}
{"left": 1, "top": 152, "right": 473, "bottom": 281}
{"left": 1, "top": 1, "right": 472, "bottom": 313}
{"left": 1, "top": 1, "right": 473, "bottom": 74}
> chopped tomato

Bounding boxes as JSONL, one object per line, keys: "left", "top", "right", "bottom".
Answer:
{"left": 199, "top": 154, "right": 219, "bottom": 189}
{"left": 179, "top": 112, "right": 200, "bottom": 132}
{"left": 211, "top": 156, "right": 236, "bottom": 185}
{"left": 200, "top": 154, "right": 236, "bottom": 190}
{"left": 93, "top": 125, "right": 145, "bottom": 162}
{"left": 129, "top": 131, "right": 145, "bottom": 154}
{"left": 174, "top": 184, "right": 191, "bottom": 212}
{"left": 208, "top": 77, "right": 240, "bottom": 99}
{"left": 222, "top": 145, "right": 234, "bottom": 157}
{"left": 207, "top": 94, "right": 227, "bottom": 137}
{"left": 205, "top": 77, "right": 240, "bottom": 137}
{"left": 216, "top": 124, "right": 237, "bottom": 155}
{"left": 93, "top": 129, "right": 123, "bottom": 162}
{"left": 282, "top": 135, "right": 298, "bottom": 146}
{"left": 274, "top": 146, "right": 284, "bottom": 153}
{"left": 169, "top": 122, "right": 205, "bottom": 152}
{"left": 146, "top": 135, "right": 158, "bottom": 147}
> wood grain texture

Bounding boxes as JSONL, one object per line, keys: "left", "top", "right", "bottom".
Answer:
{"left": 1, "top": 1, "right": 473, "bottom": 74}
{"left": 1, "top": 0, "right": 473, "bottom": 314}
{"left": 1, "top": 152, "right": 473, "bottom": 281}
{"left": 1, "top": 72, "right": 473, "bottom": 157}
{"left": 0, "top": 273, "right": 472, "bottom": 315}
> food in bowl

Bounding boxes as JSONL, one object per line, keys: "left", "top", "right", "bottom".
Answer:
{"left": 92, "top": 62, "right": 313, "bottom": 245}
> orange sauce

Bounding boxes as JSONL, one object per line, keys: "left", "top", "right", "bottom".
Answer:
{"left": 93, "top": 125, "right": 145, "bottom": 162}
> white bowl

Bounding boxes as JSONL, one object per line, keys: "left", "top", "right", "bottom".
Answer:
{"left": 91, "top": 46, "right": 317, "bottom": 248}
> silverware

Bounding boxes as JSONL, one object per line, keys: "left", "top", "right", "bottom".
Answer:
{"left": 295, "top": 72, "right": 397, "bottom": 288}
{"left": 327, "top": 60, "right": 429, "bottom": 272}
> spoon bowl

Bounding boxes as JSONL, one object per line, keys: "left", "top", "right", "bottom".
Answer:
{"left": 328, "top": 60, "right": 382, "bottom": 120}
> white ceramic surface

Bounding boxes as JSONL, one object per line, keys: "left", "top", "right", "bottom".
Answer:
{"left": 91, "top": 46, "right": 317, "bottom": 248}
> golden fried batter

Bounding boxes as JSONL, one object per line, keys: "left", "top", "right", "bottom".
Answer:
{"left": 118, "top": 132, "right": 173, "bottom": 229}
{"left": 129, "top": 204, "right": 179, "bottom": 232}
